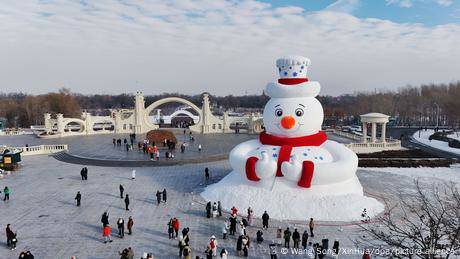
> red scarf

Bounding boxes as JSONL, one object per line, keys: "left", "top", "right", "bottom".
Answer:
{"left": 259, "top": 131, "right": 327, "bottom": 177}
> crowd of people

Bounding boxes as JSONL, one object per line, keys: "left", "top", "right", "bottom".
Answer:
{"left": 111, "top": 131, "right": 203, "bottom": 161}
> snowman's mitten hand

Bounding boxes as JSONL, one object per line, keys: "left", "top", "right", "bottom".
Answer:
{"left": 281, "top": 156, "right": 302, "bottom": 182}
{"left": 255, "top": 152, "right": 278, "bottom": 179}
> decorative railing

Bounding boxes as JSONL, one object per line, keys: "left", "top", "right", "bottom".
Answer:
{"left": 0, "top": 130, "right": 33, "bottom": 136}
{"left": 327, "top": 129, "right": 401, "bottom": 153}
{"left": 0, "top": 144, "right": 68, "bottom": 156}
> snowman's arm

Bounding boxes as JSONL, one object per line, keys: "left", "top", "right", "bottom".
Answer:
{"left": 312, "top": 140, "right": 358, "bottom": 185}
{"left": 229, "top": 140, "right": 261, "bottom": 175}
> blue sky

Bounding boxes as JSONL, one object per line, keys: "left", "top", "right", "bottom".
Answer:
{"left": 0, "top": 0, "right": 459, "bottom": 96}
{"left": 264, "top": 0, "right": 460, "bottom": 26}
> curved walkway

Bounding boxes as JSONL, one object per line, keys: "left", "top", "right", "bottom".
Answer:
{"left": 52, "top": 151, "right": 228, "bottom": 167}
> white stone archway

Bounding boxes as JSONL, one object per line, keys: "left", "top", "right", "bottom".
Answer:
{"left": 61, "top": 118, "right": 86, "bottom": 133}
{"left": 143, "top": 96, "right": 204, "bottom": 133}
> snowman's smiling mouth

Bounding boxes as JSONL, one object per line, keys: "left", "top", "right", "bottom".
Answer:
{"left": 276, "top": 122, "right": 304, "bottom": 133}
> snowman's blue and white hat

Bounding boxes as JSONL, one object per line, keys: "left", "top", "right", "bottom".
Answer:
{"left": 266, "top": 56, "right": 321, "bottom": 98}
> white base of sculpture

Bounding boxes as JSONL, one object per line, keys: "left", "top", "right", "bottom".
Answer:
{"left": 201, "top": 172, "right": 384, "bottom": 221}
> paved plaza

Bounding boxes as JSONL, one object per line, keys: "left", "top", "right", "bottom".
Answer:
{"left": 0, "top": 149, "right": 458, "bottom": 258}
{"left": 1, "top": 133, "right": 350, "bottom": 162}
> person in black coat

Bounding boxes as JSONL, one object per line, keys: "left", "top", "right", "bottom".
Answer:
{"left": 229, "top": 215, "right": 237, "bottom": 235}
{"left": 256, "top": 230, "right": 264, "bottom": 243}
{"left": 156, "top": 191, "right": 162, "bottom": 205}
{"left": 101, "top": 212, "right": 109, "bottom": 227}
{"left": 321, "top": 238, "right": 329, "bottom": 252}
{"left": 292, "top": 229, "right": 300, "bottom": 248}
{"left": 119, "top": 184, "right": 124, "bottom": 199}
{"left": 74, "top": 191, "right": 81, "bottom": 207}
{"left": 124, "top": 194, "right": 130, "bottom": 210}
{"left": 206, "top": 202, "right": 212, "bottom": 218}
{"left": 236, "top": 235, "right": 243, "bottom": 256}
{"left": 262, "top": 211, "right": 269, "bottom": 229}
{"left": 301, "top": 230, "right": 309, "bottom": 249}
{"left": 80, "top": 168, "right": 85, "bottom": 180}
{"left": 162, "top": 189, "right": 167, "bottom": 203}
{"left": 332, "top": 240, "right": 340, "bottom": 256}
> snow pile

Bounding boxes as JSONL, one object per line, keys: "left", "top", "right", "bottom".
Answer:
{"left": 201, "top": 172, "right": 384, "bottom": 221}
{"left": 365, "top": 165, "right": 460, "bottom": 184}
{"left": 413, "top": 130, "right": 460, "bottom": 155}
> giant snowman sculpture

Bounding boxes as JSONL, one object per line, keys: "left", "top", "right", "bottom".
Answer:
{"left": 202, "top": 56, "right": 384, "bottom": 221}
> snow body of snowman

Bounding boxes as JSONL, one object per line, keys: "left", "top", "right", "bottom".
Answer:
{"left": 201, "top": 56, "right": 383, "bottom": 221}
{"left": 229, "top": 56, "right": 361, "bottom": 192}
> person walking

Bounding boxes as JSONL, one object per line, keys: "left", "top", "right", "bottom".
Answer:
{"left": 229, "top": 215, "right": 237, "bottom": 235}
{"left": 131, "top": 170, "right": 136, "bottom": 180}
{"left": 167, "top": 219, "right": 174, "bottom": 239}
{"left": 217, "top": 201, "right": 222, "bottom": 217}
{"left": 156, "top": 191, "right": 162, "bottom": 205}
{"left": 242, "top": 235, "right": 250, "bottom": 257}
{"left": 332, "top": 239, "right": 340, "bottom": 256}
{"left": 183, "top": 244, "right": 192, "bottom": 259}
{"left": 127, "top": 216, "right": 134, "bottom": 235}
{"left": 6, "top": 224, "right": 15, "bottom": 249}
{"left": 276, "top": 227, "right": 283, "bottom": 246}
{"left": 236, "top": 235, "right": 243, "bottom": 256}
{"left": 247, "top": 207, "right": 253, "bottom": 226}
{"left": 117, "top": 218, "right": 125, "bottom": 238}
{"left": 178, "top": 234, "right": 186, "bottom": 257}
{"left": 284, "top": 227, "right": 291, "bottom": 248}
{"left": 162, "top": 189, "right": 167, "bottom": 203}
{"left": 220, "top": 248, "right": 228, "bottom": 259}
{"left": 204, "top": 167, "right": 210, "bottom": 181}
{"left": 75, "top": 191, "right": 81, "bottom": 207}
{"left": 3, "top": 186, "right": 10, "bottom": 201}
{"left": 101, "top": 211, "right": 109, "bottom": 227}
{"left": 119, "top": 184, "right": 124, "bottom": 199}
{"left": 172, "top": 218, "right": 180, "bottom": 238}
{"left": 309, "top": 218, "right": 315, "bottom": 237}
{"left": 269, "top": 242, "right": 277, "bottom": 259}
{"left": 222, "top": 221, "right": 229, "bottom": 239}
{"left": 124, "top": 194, "right": 130, "bottom": 211}
{"left": 209, "top": 235, "right": 218, "bottom": 257}
{"left": 82, "top": 167, "right": 88, "bottom": 180}
{"left": 302, "top": 230, "right": 309, "bottom": 249}
{"left": 212, "top": 202, "right": 218, "bottom": 218}
{"left": 262, "top": 211, "right": 269, "bottom": 229}
{"left": 198, "top": 144, "right": 202, "bottom": 152}
{"left": 80, "top": 168, "right": 85, "bottom": 180}
{"left": 292, "top": 228, "right": 300, "bottom": 248}
{"left": 206, "top": 202, "right": 212, "bottom": 218}
{"left": 103, "top": 224, "right": 113, "bottom": 243}
{"left": 127, "top": 247, "right": 134, "bottom": 259}
{"left": 256, "top": 230, "right": 264, "bottom": 243}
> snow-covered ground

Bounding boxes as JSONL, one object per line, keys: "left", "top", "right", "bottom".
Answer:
{"left": 413, "top": 129, "right": 460, "bottom": 155}
{"left": 365, "top": 164, "right": 460, "bottom": 184}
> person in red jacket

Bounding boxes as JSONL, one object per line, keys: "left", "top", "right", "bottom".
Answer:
{"left": 127, "top": 216, "right": 134, "bottom": 235}
{"left": 103, "top": 224, "right": 113, "bottom": 243}
{"left": 172, "top": 218, "right": 180, "bottom": 239}
{"left": 231, "top": 206, "right": 238, "bottom": 216}
{"left": 362, "top": 250, "right": 371, "bottom": 259}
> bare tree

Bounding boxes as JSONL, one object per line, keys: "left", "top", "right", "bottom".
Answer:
{"left": 356, "top": 180, "right": 460, "bottom": 258}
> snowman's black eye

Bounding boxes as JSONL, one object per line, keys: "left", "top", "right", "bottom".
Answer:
{"left": 275, "top": 108, "right": 283, "bottom": 117}
{"left": 295, "top": 108, "right": 304, "bottom": 117}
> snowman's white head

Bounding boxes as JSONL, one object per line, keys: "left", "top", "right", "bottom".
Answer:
{"left": 263, "top": 96, "right": 324, "bottom": 137}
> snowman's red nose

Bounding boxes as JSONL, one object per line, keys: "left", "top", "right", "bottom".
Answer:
{"left": 281, "top": 116, "right": 296, "bottom": 129}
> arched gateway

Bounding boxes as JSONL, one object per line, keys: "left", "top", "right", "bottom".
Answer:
{"left": 43, "top": 92, "right": 249, "bottom": 136}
